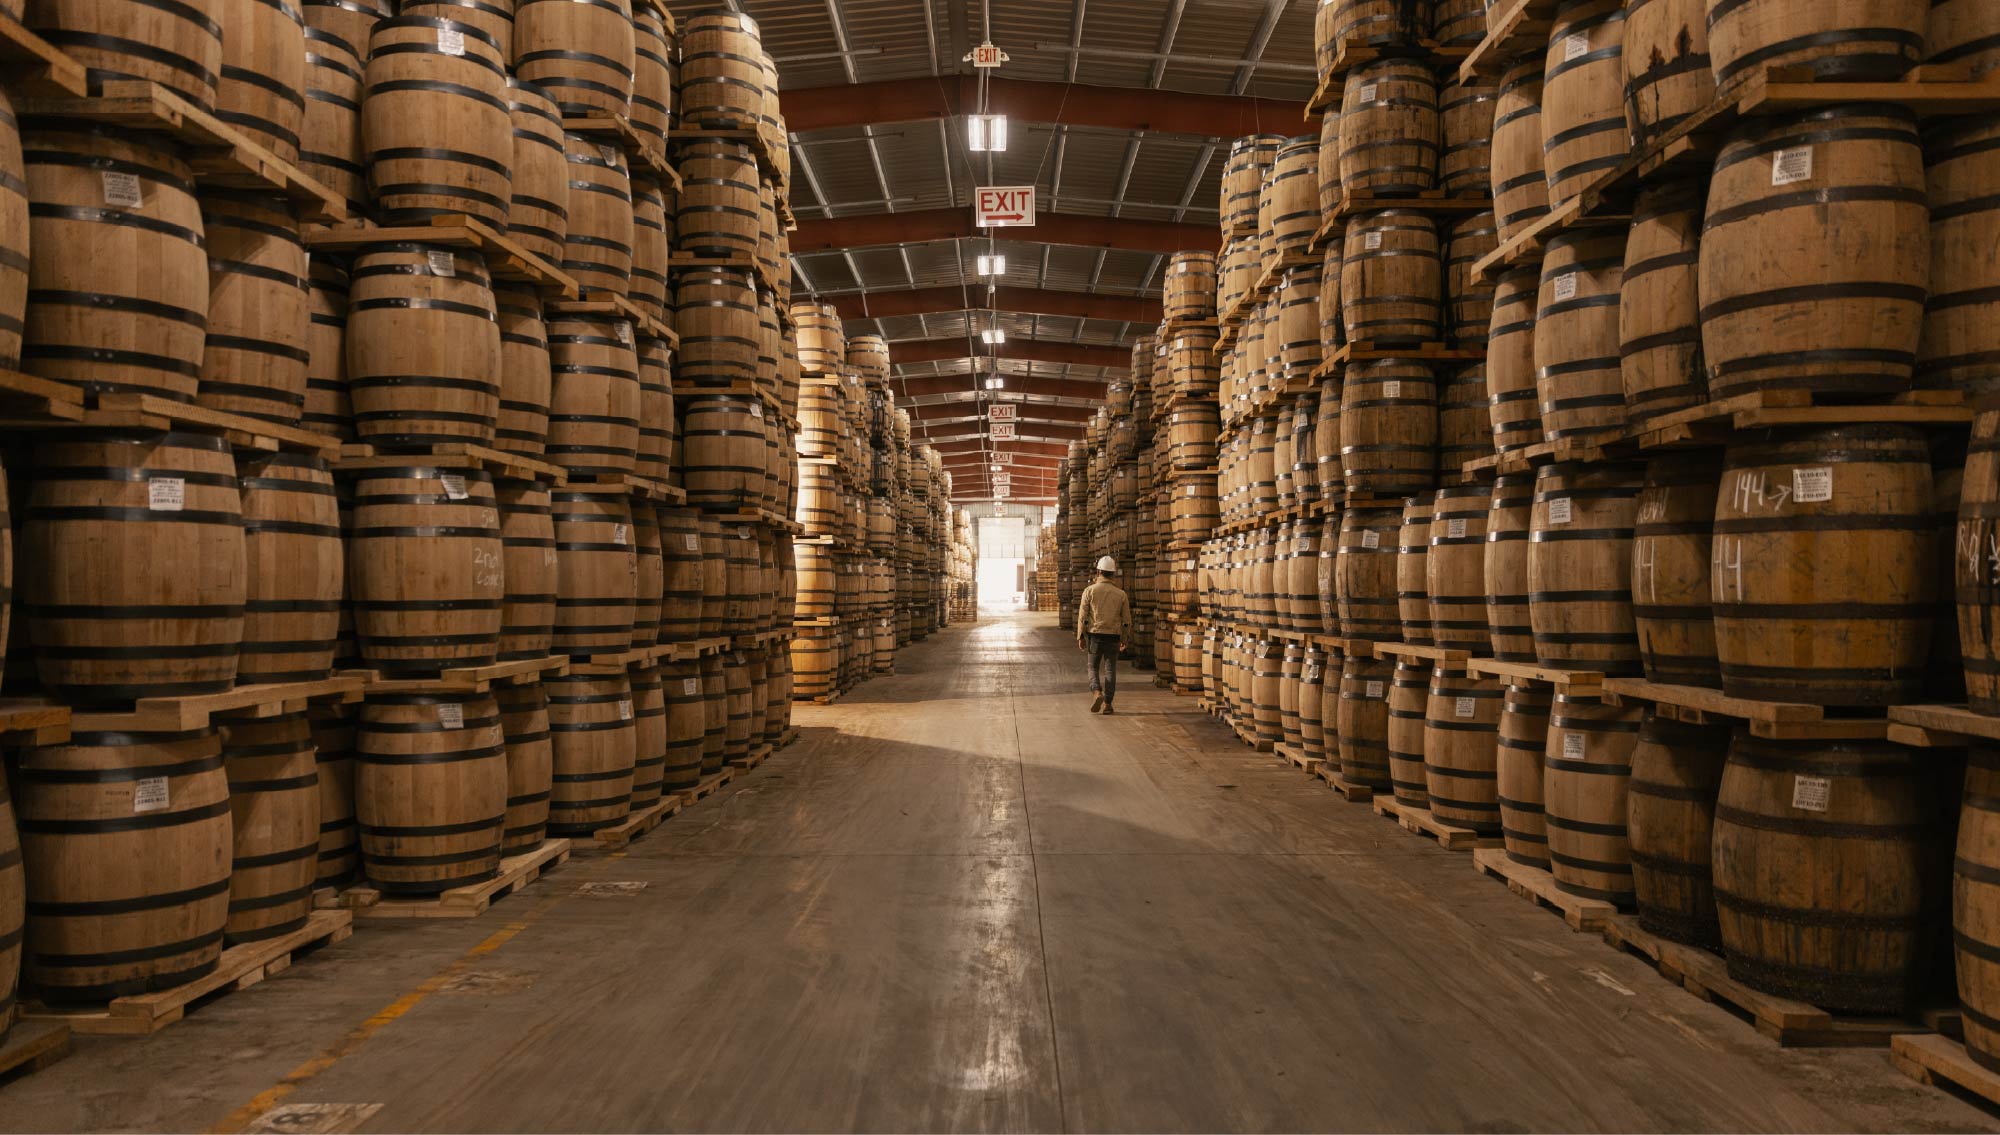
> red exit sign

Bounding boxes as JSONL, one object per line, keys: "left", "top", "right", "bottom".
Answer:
{"left": 976, "top": 186, "right": 1036, "bottom": 228}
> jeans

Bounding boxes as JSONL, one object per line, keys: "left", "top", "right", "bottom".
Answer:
{"left": 1085, "top": 634, "right": 1120, "bottom": 699}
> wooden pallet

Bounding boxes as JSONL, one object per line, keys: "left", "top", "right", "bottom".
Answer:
{"left": 1891, "top": 1033, "right": 2000, "bottom": 1107}
{"left": 0, "top": 366, "right": 85, "bottom": 423}
{"left": 1466, "top": 659, "right": 1605, "bottom": 697}
{"left": 1274, "top": 743, "right": 1321, "bottom": 775}
{"left": 334, "top": 441, "right": 569, "bottom": 484}
{"left": 1600, "top": 678, "right": 1887, "bottom": 741}
{"left": 1636, "top": 388, "right": 1969, "bottom": 450}
{"left": 1310, "top": 37, "right": 1476, "bottom": 106}
{"left": 1320, "top": 765, "right": 1377, "bottom": 802}
{"left": 588, "top": 795, "right": 682, "bottom": 852}
{"left": 304, "top": 215, "right": 579, "bottom": 299}
{"left": 341, "top": 839, "right": 570, "bottom": 920}
{"left": 1887, "top": 704, "right": 2000, "bottom": 748}
{"left": 45, "top": 392, "right": 342, "bottom": 455}
{"left": 547, "top": 297, "right": 677, "bottom": 350}
{"left": 565, "top": 112, "right": 680, "bottom": 189}
{"left": 1374, "top": 796, "right": 1500, "bottom": 850}
{"left": 0, "top": 1015, "right": 71, "bottom": 1082}
{"left": 1599, "top": 914, "right": 1944, "bottom": 1047}
{"left": 774, "top": 726, "right": 800, "bottom": 750}
{"left": 0, "top": 11, "right": 88, "bottom": 96}
{"left": 1472, "top": 847, "right": 1615, "bottom": 931}
{"left": 1374, "top": 641, "right": 1475, "bottom": 668}
{"left": 59, "top": 675, "right": 363, "bottom": 733}
{"left": 680, "top": 767, "right": 734, "bottom": 803}
{"left": 0, "top": 701, "right": 70, "bottom": 745}
{"left": 340, "top": 655, "right": 569, "bottom": 695}
{"left": 729, "top": 742, "right": 773, "bottom": 772}
{"left": 23, "top": 910, "right": 353, "bottom": 1036}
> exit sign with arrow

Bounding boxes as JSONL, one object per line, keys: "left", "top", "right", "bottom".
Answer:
{"left": 976, "top": 186, "right": 1036, "bottom": 228}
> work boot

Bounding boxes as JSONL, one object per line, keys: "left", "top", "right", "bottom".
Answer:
{"left": 1090, "top": 693, "right": 1104, "bottom": 714}
{"left": 1102, "top": 699, "right": 1115, "bottom": 715}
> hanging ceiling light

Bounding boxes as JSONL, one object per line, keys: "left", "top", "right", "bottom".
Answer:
{"left": 981, "top": 328, "right": 1005, "bottom": 345}
{"left": 976, "top": 254, "right": 1006, "bottom": 276}
{"left": 967, "top": 114, "right": 1008, "bottom": 152}
{"left": 985, "top": 377, "right": 1005, "bottom": 390}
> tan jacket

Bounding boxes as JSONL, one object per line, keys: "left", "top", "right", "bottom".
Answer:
{"left": 1076, "top": 579, "right": 1131, "bottom": 640}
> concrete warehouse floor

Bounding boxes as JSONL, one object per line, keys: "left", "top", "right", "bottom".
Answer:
{"left": 0, "top": 611, "right": 1994, "bottom": 1133}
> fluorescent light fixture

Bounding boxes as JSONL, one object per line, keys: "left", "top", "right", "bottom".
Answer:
{"left": 985, "top": 377, "right": 1005, "bottom": 389}
{"left": 981, "top": 329, "right": 1005, "bottom": 344}
{"left": 991, "top": 463, "right": 1002, "bottom": 472}
{"left": 967, "top": 114, "right": 1008, "bottom": 152}
{"left": 977, "top": 254, "right": 1007, "bottom": 276}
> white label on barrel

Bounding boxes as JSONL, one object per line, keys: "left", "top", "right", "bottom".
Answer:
{"left": 437, "top": 703, "right": 464, "bottom": 729}
{"left": 614, "top": 320, "right": 633, "bottom": 344}
{"left": 737, "top": 526, "right": 752, "bottom": 539}
{"left": 427, "top": 250, "right": 456, "bottom": 277}
{"left": 1552, "top": 273, "right": 1578, "bottom": 303}
{"left": 683, "top": 677, "right": 699, "bottom": 695}
{"left": 1358, "top": 81, "right": 1378, "bottom": 104}
{"left": 148, "top": 476, "right": 185, "bottom": 511}
{"left": 1446, "top": 517, "right": 1467, "bottom": 539}
{"left": 101, "top": 170, "right": 143, "bottom": 209}
{"left": 1792, "top": 466, "right": 1833, "bottom": 503}
{"left": 1772, "top": 146, "right": 1814, "bottom": 186}
{"left": 618, "top": 699, "right": 634, "bottom": 720}
{"left": 750, "top": 402, "right": 764, "bottom": 418}
{"left": 437, "top": 25, "right": 465, "bottom": 54}
{"left": 1362, "top": 529, "right": 1381, "bottom": 549}
{"left": 1382, "top": 380, "right": 1402, "bottom": 398}
{"left": 612, "top": 523, "right": 628, "bottom": 545}
{"left": 1792, "top": 773, "right": 1830, "bottom": 812}
{"left": 1455, "top": 696, "right": 1476, "bottom": 718}
{"left": 1297, "top": 537, "right": 1313, "bottom": 553}
{"left": 1365, "top": 680, "right": 1384, "bottom": 698}
{"left": 439, "top": 473, "right": 469, "bottom": 500}
{"left": 1563, "top": 732, "right": 1585, "bottom": 759}
{"left": 133, "top": 776, "right": 170, "bottom": 813}
{"left": 1186, "top": 485, "right": 1197, "bottom": 496}
{"left": 685, "top": 533, "right": 701, "bottom": 551}
{"left": 600, "top": 144, "right": 620, "bottom": 165}
{"left": 1548, "top": 497, "right": 1572, "bottom": 525}
{"left": 1364, "top": 231, "right": 1383, "bottom": 250}
{"left": 1562, "top": 32, "right": 1590, "bottom": 61}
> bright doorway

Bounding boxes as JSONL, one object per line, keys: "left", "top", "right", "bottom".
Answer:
{"left": 976, "top": 515, "right": 1027, "bottom": 607}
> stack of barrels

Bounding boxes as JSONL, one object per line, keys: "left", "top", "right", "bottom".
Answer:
{"left": 1153, "top": 250, "right": 1223, "bottom": 690}
{"left": 945, "top": 509, "right": 977, "bottom": 623}
{"left": 791, "top": 325, "right": 956, "bottom": 699}
{"left": 0, "top": 0, "right": 808, "bottom": 1016}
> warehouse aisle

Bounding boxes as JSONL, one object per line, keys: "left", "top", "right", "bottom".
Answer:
{"left": 0, "top": 612, "right": 1991, "bottom": 1133}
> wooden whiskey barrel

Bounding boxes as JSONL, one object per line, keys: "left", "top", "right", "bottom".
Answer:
{"left": 545, "top": 314, "right": 639, "bottom": 476}
{"left": 32, "top": 0, "right": 225, "bottom": 108}
{"left": 304, "top": 258, "right": 350, "bottom": 438}
{"left": 1428, "top": 482, "right": 1492, "bottom": 654}
{"left": 628, "top": 663, "right": 666, "bottom": 807}
{"left": 1300, "top": 645, "right": 1329, "bottom": 760}
{"left": 1339, "top": 61, "right": 1440, "bottom": 195}
{"left": 362, "top": 18, "right": 512, "bottom": 226}
{"left": 1628, "top": 714, "right": 1731, "bottom": 948}
{"left": 504, "top": 78, "right": 568, "bottom": 264}
{"left": 1715, "top": 425, "right": 1935, "bottom": 706}
{"left": 1619, "top": 180, "right": 1707, "bottom": 424}
{"left": 1340, "top": 360, "right": 1437, "bottom": 495}
{"left": 1497, "top": 681, "right": 1552, "bottom": 868}
{"left": 675, "top": 266, "right": 758, "bottom": 391}
{"left": 1340, "top": 656, "right": 1395, "bottom": 791}
{"left": 630, "top": 181, "right": 670, "bottom": 321}
{"left": 1700, "top": 106, "right": 1927, "bottom": 400}
{"left": 1440, "top": 78, "right": 1496, "bottom": 198}
{"left": 558, "top": 132, "right": 633, "bottom": 296}
{"left": 23, "top": 125, "right": 207, "bottom": 401}
{"left": 631, "top": 7, "right": 673, "bottom": 142}
{"left": 347, "top": 466, "right": 502, "bottom": 675}
{"left": 1706, "top": 0, "right": 1925, "bottom": 89}
{"left": 1343, "top": 211, "right": 1442, "bottom": 345}
{"left": 661, "top": 659, "right": 705, "bottom": 792}
{"left": 1438, "top": 363, "right": 1494, "bottom": 474}
{"left": 1337, "top": 499, "right": 1404, "bottom": 642}
{"left": 1920, "top": 115, "right": 2000, "bottom": 396}
{"left": 1544, "top": 694, "right": 1642, "bottom": 906}
{"left": 697, "top": 517, "right": 727, "bottom": 637}
{"left": 357, "top": 692, "right": 505, "bottom": 893}
{"left": 198, "top": 191, "right": 309, "bottom": 424}
{"left": 1961, "top": 410, "right": 2000, "bottom": 711}
{"left": 514, "top": 0, "right": 633, "bottom": 116}
{"left": 1930, "top": 0, "right": 2000, "bottom": 73}
{"left": 723, "top": 651, "right": 754, "bottom": 760}
{"left": 0, "top": 90, "right": 22, "bottom": 372}
{"left": 1536, "top": 230, "right": 1628, "bottom": 442}
{"left": 545, "top": 671, "right": 636, "bottom": 835}
{"left": 1486, "top": 473, "right": 1536, "bottom": 661}
{"left": 24, "top": 432, "right": 245, "bottom": 701}
{"left": 1633, "top": 452, "right": 1722, "bottom": 687}
{"left": 1491, "top": 61, "right": 1551, "bottom": 242}
{"left": 399, "top": 0, "right": 511, "bottom": 55}
{"left": 1541, "top": 0, "right": 1629, "bottom": 205}
{"left": 495, "top": 479, "right": 555, "bottom": 662}
{"left": 1387, "top": 659, "right": 1431, "bottom": 807}
{"left": 1486, "top": 265, "right": 1543, "bottom": 451}
{"left": 1425, "top": 668, "right": 1504, "bottom": 833}
{"left": 1165, "top": 252, "right": 1218, "bottom": 322}
{"left": 679, "top": 11, "right": 762, "bottom": 129}
{"left": 551, "top": 487, "right": 636, "bottom": 656}
{"left": 303, "top": 0, "right": 387, "bottom": 60}
{"left": 238, "top": 452, "right": 341, "bottom": 684}
{"left": 1625, "top": 0, "right": 1712, "bottom": 146}
{"left": 1955, "top": 747, "right": 2000, "bottom": 1068}
{"left": 346, "top": 243, "right": 501, "bottom": 446}
{"left": 493, "top": 281, "right": 551, "bottom": 458}
{"left": 219, "top": 712, "right": 318, "bottom": 943}
{"left": 217, "top": 0, "right": 307, "bottom": 163}
{"left": 14, "top": 727, "right": 231, "bottom": 999}
{"left": 629, "top": 504, "right": 662, "bottom": 648}
{"left": 659, "top": 507, "right": 704, "bottom": 639}
{"left": 494, "top": 682, "right": 552, "bottom": 855}
{"left": 307, "top": 705, "right": 357, "bottom": 888}
{"left": 299, "top": 29, "right": 364, "bottom": 210}
{"left": 1713, "top": 733, "right": 1938, "bottom": 1013}
{"left": 677, "top": 140, "right": 760, "bottom": 260}
{"left": 1398, "top": 493, "right": 1435, "bottom": 646}
{"left": 683, "top": 395, "right": 766, "bottom": 511}
{"left": 636, "top": 336, "right": 673, "bottom": 483}
{"left": 1529, "top": 461, "right": 1644, "bottom": 676}
{"left": 1445, "top": 212, "right": 1498, "bottom": 348}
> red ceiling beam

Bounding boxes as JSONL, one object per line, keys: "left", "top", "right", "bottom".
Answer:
{"left": 929, "top": 439, "right": 1072, "bottom": 457}
{"left": 907, "top": 403, "right": 1095, "bottom": 423}
{"left": 916, "top": 421, "right": 1085, "bottom": 440}
{"left": 790, "top": 208, "right": 1211, "bottom": 256}
{"left": 780, "top": 76, "right": 1308, "bottom": 140}
{"left": 827, "top": 286, "right": 1155, "bottom": 324}
{"left": 894, "top": 374, "right": 1111, "bottom": 399}
{"left": 889, "top": 338, "right": 1132, "bottom": 369}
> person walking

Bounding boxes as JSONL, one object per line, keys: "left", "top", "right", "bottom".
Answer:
{"left": 1076, "top": 555, "right": 1131, "bottom": 714}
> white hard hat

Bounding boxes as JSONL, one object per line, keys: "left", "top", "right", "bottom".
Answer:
{"left": 1096, "top": 556, "right": 1118, "bottom": 572}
